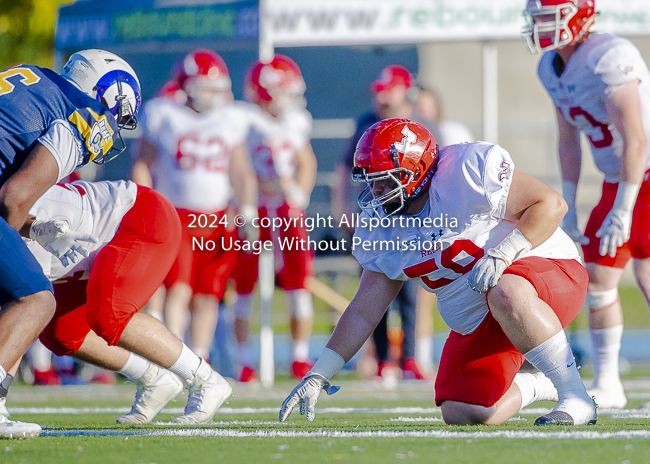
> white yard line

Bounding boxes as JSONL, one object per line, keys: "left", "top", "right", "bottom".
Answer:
{"left": 11, "top": 405, "right": 648, "bottom": 417}
{"left": 39, "top": 428, "right": 650, "bottom": 440}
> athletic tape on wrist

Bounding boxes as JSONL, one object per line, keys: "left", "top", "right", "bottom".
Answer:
{"left": 613, "top": 182, "right": 641, "bottom": 214}
{"left": 489, "top": 228, "right": 533, "bottom": 265}
{"left": 310, "top": 347, "right": 345, "bottom": 380}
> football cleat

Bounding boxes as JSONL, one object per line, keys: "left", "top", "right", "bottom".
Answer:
{"left": 588, "top": 382, "right": 627, "bottom": 409}
{"left": 32, "top": 368, "right": 61, "bottom": 386}
{"left": 239, "top": 366, "right": 258, "bottom": 383}
{"left": 0, "top": 414, "right": 41, "bottom": 439}
{"left": 0, "top": 398, "right": 9, "bottom": 418}
{"left": 116, "top": 365, "right": 183, "bottom": 425}
{"left": 174, "top": 359, "right": 232, "bottom": 425}
{"left": 534, "top": 394, "right": 597, "bottom": 426}
{"left": 402, "top": 358, "right": 428, "bottom": 380}
{"left": 291, "top": 361, "right": 314, "bottom": 380}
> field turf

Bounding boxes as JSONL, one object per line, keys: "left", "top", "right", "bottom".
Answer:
{"left": 4, "top": 377, "right": 650, "bottom": 464}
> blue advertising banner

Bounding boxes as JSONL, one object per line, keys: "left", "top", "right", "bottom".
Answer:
{"left": 57, "top": 0, "right": 259, "bottom": 51}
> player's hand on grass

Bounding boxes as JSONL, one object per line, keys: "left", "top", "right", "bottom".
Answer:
{"left": 30, "top": 219, "right": 99, "bottom": 266}
{"left": 561, "top": 206, "right": 589, "bottom": 245}
{"left": 279, "top": 373, "right": 340, "bottom": 422}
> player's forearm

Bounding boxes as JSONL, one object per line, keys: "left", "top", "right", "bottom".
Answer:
{"left": 516, "top": 193, "right": 567, "bottom": 248}
{"left": 131, "top": 162, "right": 153, "bottom": 188}
{"left": 325, "top": 301, "right": 386, "bottom": 362}
{"left": 558, "top": 138, "right": 582, "bottom": 185}
{"left": 296, "top": 144, "right": 317, "bottom": 196}
{"left": 620, "top": 138, "right": 647, "bottom": 185}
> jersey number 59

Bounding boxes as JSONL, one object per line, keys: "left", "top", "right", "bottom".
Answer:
{"left": 403, "top": 239, "right": 484, "bottom": 290}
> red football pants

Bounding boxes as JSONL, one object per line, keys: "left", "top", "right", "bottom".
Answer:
{"left": 40, "top": 186, "right": 181, "bottom": 356}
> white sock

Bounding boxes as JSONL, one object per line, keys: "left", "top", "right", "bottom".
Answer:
{"left": 293, "top": 339, "right": 310, "bottom": 362}
{"left": 117, "top": 354, "right": 151, "bottom": 381}
{"left": 514, "top": 372, "right": 558, "bottom": 409}
{"left": 168, "top": 344, "right": 202, "bottom": 382}
{"left": 238, "top": 342, "right": 253, "bottom": 367}
{"left": 415, "top": 336, "right": 434, "bottom": 371}
{"left": 30, "top": 339, "right": 53, "bottom": 372}
{"left": 590, "top": 324, "right": 623, "bottom": 387}
{"left": 523, "top": 331, "right": 585, "bottom": 400}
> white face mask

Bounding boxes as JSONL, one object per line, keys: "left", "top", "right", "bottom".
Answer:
{"left": 185, "top": 76, "right": 232, "bottom": 113}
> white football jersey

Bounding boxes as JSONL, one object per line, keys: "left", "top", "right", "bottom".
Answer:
{"left": 353, "top": 142, "right": 581, "bottom": 335}
{"left": 141, "top": 98, "right": 251, "bottom": 212}
{"left": 538, "top": 33, "right": 650, "bottom": 182}
{"left": 246, "top": 107, "right": 312, "bottom": 205}
{"left": 26, "top": 180, "right": 138, "bottom": 282}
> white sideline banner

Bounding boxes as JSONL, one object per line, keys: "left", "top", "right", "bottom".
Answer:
{"left": 264, "top": 0, "right": 650, "bottom": 47}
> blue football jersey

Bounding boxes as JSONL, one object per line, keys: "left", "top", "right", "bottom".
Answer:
{"left": 0, "top": 64, "right": 119, "bottom": 186}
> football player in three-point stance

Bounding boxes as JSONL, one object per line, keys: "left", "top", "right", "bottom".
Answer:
{"left": 23, "top": 179, "right": 232, "bottom": 425}
{"left": 132, "top": 49, "right": 257, "bottom": 363}
{"left": 280, "top": 119, "right": 597, "bottom": 426}
{"left": 0, "top": 49, "right": 139, "bottom": 438}
{"left": 523, "top": 0, "right": 650, "bottom": 408}
{"left": 230, "top": 55, "right": 318, "bottom": 381}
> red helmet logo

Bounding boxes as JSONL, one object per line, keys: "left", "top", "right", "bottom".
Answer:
{"left": 353, "top": 118, "right": 438, "bottom": 217}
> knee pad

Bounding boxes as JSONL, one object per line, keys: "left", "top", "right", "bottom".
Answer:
{"left": 233, "top": 293, "right": 253, "bottom": 320}
{"left": 287, "top": 289, "right": 313, "bottom": 321}
{"left": 586, "top": 288, "right": 619, "bottom": 310}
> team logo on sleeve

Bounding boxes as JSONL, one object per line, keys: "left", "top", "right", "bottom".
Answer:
{"left": 618, "top": 63, "right": 634, "bottom": 75}
{"left": 88, "top": 118, "right": 113, "bottom": 156}
{"left": 499, "top": 161, "right": 512, "bottom": 181}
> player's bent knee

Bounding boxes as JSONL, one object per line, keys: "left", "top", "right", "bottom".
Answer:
{"left": 39, "top": 324, "right": 82, "bottom": 357}
{"left": 586, "top": 288, "right": 618, "bottom": 310}
{"left": 440, "top": 400, "right": 491, "bottom": 426}
{"left": 87, "top": 309, "right": 132, "bottom": 347}
{"left": 21, "top": 290, "right": 56, "bottom": 322}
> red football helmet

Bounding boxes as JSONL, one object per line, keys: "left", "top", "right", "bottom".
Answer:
{"left": 522, "top": 0, "right": 596, "bottom": 54}
{"left": 244, "top": 54, "right": 306, "bottom": 115}
{"left": 176, "top": 49, "right": 231, "bottom": 111}
{"left": 353, "top": 119, "right": 439, "bottom": 217}
{"left": 157, "top": 80, "right": 187, "bottom": 105}
{"left": 371, "top": 65, "right": 414, "bottom": 93}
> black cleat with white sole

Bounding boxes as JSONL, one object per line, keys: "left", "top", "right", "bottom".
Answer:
{"left": 534, "top": 411, "right": 597, "bottom": 426}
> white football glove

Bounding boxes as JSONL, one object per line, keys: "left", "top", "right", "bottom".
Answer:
{"left": 595, "top": 181, "right": 640, "bottom": 258}
{"left": 30, "top": 219, "right": 99, "bottom": 267}
{"left": 239, "top": 204, "right": 259, "bottom": 243}
{"left": 467, "top": 229, "right": 532, "bottom": 293}
{"left": 596, "top": 208, "right": 632, "bottom": 258}
{"left": 285, "top": 182, "right": 309, "bottom": 211}
{"left": 561, "top": 206, "right": 589, "bottom": 245}
{"left": 278, "top": 373, "right": 340, "bottom": 422}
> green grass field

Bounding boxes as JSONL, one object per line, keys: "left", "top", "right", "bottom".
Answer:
{"left": 5, "top": 375, "right": 650, "bottom": 464}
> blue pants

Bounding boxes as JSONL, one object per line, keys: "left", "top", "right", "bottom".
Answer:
{"left": 0, "top": 217, "right": 52, "bottom": 305}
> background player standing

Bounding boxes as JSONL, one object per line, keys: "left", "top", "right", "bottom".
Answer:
{"left": 132, "top": 49, "right": 257, "bottom": 362}
{"left": 231, "top": 55, "right": 318, "bottom": 381}
{"left": 523, "top": 0, "right": 650, "bottom": 408}
{"left": 0, "top": 49, "right": 140, "bottom": 438}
